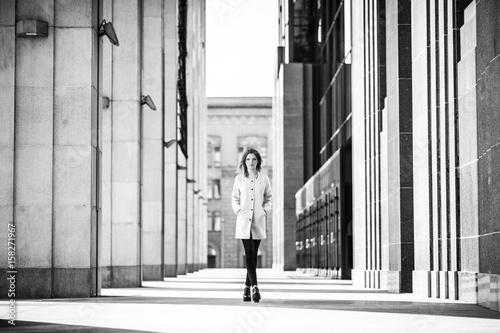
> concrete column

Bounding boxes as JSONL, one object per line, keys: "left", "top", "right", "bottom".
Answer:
{"left": 457, "top": 1, "right": 478, "bottom": 303}
{"left": 106, "top": 0, "right": 141, "bottom": 287}
{"left": 385, "top": 0, "right": 414, "bottom": 293}
{"left": 0, "top": 0, "right": 16, "bottom": 294}
{"left": 351, "top": 0, "right": 367, "bottom": 287}
{"left": 281, "top": 64, "right": 308, "bottom": 271}
{"left": 141, "top": 0, "right": 164, "bottom": 281}
{"left": 0, "top": 0, "right": 101, "bottom": 297}
{"left": 177, "top": 155, "right": 187, "bottom": 275}
{"left": 100, "top": 0, "right": 113, "bottom": 287}
{"left": 475, "top": 0, "right": 500, "bottom": 311}
{"left": 53, "top": 0, "right": 101, "bottom": 297}
{"left": 411, "top": 0, "right": 432, "bottom": 297}
{"left": 163, "top": 0, "right": 177, "bottom": 277}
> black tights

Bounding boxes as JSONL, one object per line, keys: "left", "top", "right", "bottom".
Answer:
{"left": 241, "top": 237, "right": 261, "bottom": 287}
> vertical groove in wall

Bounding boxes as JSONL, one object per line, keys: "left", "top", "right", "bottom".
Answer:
{"left": 51, "top": 2, "right": 56, "bottom": 297}
{"left": 443, "top": 0, "right": 451, "bottom": 274}
{"left": 427, "top": 0, "right": 434, "bottom": 274}
{"left": 161, "top": 0, "right": 166, "bottom": 279}
{"left": 434, "top": 0, "right": 442, "bottom": 273}
{"left": 109, "top": 0, "right": 114, "bottom": 280}
{"left": 372, "top": 0, "right": 379, "bottom": 273}
{"left": 452, "top": 0, "right": 461, "bottom": 273}
{"left": 363, "top": 0, "right": 371, "bottom": 272}
{"left": 377, "top": 0, "right": 386, "bottom": 273}
{"left": 12, "top": 0, "right": 17, "bottom": 249}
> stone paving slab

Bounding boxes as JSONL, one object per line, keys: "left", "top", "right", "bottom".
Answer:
{"left": 1, "top": 269, "right": 500, "bottom": 332}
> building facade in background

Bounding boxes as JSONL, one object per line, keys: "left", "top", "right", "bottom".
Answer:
{"left": 277, "top": 0, "right": 500, "bottom": 312}
{"left": 274, "top": 0, "right": 353, "bottom": 275}
{"left": 0, "top": 0, "right": 207, "bottom": 298}
{"left": 206, "top": 97, "right": 273, "bottom": 269}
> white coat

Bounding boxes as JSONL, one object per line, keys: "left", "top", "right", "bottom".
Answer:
{"left": 231, "top": 172, "right": 272, "bottom": 239}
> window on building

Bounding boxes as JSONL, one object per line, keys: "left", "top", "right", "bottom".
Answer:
{"left": 207, "top": 179, "right": 221, "bottom": 200}
{"left": 237, "top": 136, "right": 268, "bottom": 166}
{"left": 207, "top": 136, "right": 221, "bottom": 168}
{"left": 207, "top": 211, "right": 221, "bottom": 231}
{"left": 213, "top": 179, "right": 221, "bottom": 199}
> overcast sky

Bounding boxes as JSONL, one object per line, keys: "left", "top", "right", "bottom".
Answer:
{"left": 206, "top": 0, "right": 278, "bottom": 97}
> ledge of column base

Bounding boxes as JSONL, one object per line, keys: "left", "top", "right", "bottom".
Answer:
{"left": 143, "top": 264, "right": 163, "bottom": 281}
{"left": 177, "top": 264, "right": 187, "bottom": 275}
{"left": 164, "top": 264, "right": 177, "bottom": 277}
{"left": 413, "top": 270, "right": 461, "bottom": 300}
{"left": 273, "top": 263, "right": 284, "bottom": 270}
{"left": 352, "top": 269, "right": 389, "bottom": 290}
{"left": 192, "top": 263, "right": 203, "bottom": 272}
{"left": 0, "top": 268, "right": 96, "bottom": 298}
{"left": 296, "top": 267, "right": 345, "bottom": 279}
{"left": 477, "top": 272, "right": 500, "bottom": 311}
{"left": 101, "top": 265, "right": 140, "bottom": 288}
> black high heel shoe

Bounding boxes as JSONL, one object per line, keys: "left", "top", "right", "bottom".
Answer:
{"left": 243, "top": 286, "right": 251, "bottom": 302}
{"left": 252, "top": 286, "right": 261, "bottom": 303}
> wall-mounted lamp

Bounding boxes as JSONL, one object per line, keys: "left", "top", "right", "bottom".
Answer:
{"left": 16, "top": 20, "right": 48, "bottom": 37}
{"left": 187, "top": 178, "right": 196, "bottom": 184}
{"left": 194, "top": 189, "right": 201, "bottom": 194}
{"left": 141, "top": 95, "right": 157, "bottom": 111}
{"left": 98, "top": 19, "right": 119, "bottom": 46}
{"left": 102, "top": 97, "right": 110, "bottom": 109}
{"left": 164, "top": 139, "right": 177, "bottom": 148}
{"left": 177, "top": 165, "right": 187, "bottom": 170}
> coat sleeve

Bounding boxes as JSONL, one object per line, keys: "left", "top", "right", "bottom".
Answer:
{"left": 231, "top": 177, "right": 242, "bottom": 214}
{"left": 262, "top": 176, "right": 273, "bottom": 214}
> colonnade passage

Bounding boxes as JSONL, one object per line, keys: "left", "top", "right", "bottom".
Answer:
{"left": 1, "top": 269, "right": 500, "bottom": 332}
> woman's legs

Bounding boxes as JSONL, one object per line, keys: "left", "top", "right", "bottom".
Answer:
{"left": 242, "top": 238, "right": 261, "bottom": 287}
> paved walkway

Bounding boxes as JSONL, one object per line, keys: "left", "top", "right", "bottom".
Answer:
{"left": 1, "top": 269, "right": 500, "bottom": 332}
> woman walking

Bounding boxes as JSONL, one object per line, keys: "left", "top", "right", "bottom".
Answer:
{"left": 231, "top": 148, "right": 272, "bottom": 302}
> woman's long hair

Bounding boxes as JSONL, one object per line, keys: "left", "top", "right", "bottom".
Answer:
{"left": 236, "top": 148, "right": 262, "bottom": 177}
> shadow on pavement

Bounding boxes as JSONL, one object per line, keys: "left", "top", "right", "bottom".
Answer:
{"left": 0, "top": 320, "right": 147, "bottom": 333}
{"left": 43, "top": 296, "right": 500, "bottom": 320}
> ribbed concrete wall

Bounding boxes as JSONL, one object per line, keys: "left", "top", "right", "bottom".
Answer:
{"left": 0, "top": 0, "right": 101, "bottom": 297}
{"left": 352, "top": 0, "right": 500, "bottom": 312}
{"left": 1, "top": 0, "right": 207, "bottom": 297}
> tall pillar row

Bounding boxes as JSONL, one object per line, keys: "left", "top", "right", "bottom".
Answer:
{"left": 1, "top": 0, "right": 207, "bottom": 297}
{"left": 0, "top": 0, "right": 101, "bottom": 297}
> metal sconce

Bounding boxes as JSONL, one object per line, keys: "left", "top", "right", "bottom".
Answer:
{"left": 141, "top": 95, "right": 157, "bottom": 111}
{"left": 102, "top": 97, "right": 110, "bottom": 109}
{"left": 164, "top": 139, "right": 177, "bottom": 148}
{"left": 98, "top": 19, "right": 119, "bottom": 46}
{"left": 16, "top": 20, "right": 48, "bottom": 37}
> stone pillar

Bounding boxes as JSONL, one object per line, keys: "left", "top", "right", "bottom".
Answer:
{"left": 279, "top": 64, "right": 308, "bottom": 271}
{"left": 177, "top": 154, "right": 187, "bottom": 275}
{"left": 105, "top": 0, "right": 141, "bottom": 287}
{"left": 411, "top": 0, "right": 432, "bottom": 297}
{"left": 385, "top": 0, "right": 414, "bottom": 293}
{"left": 100, "top": 0, "right": 113, "bottom": 288}
{"left": 0, "top": 0, "right": 16, "bottom": 295}
{"left": 475, "top": 0, "right": 500, "bottom": 311}
{"left": 350, "top": 0, "right": 367, "bottom": 288}
{"left": 163, "top": 0, "right": 178, "bottom": 277}
{"left": 141, "top": 0, "right": 164, "bottom": 281}
{"left": 0, "top": 0, "right": 101, "bottom": 297}
{"left": 457, "top": 0, "right": 478, "bottom": 303}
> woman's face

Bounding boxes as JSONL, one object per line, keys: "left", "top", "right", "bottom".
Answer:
{"left": 245, "top": 153, "right": 258, "bottom": 171}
